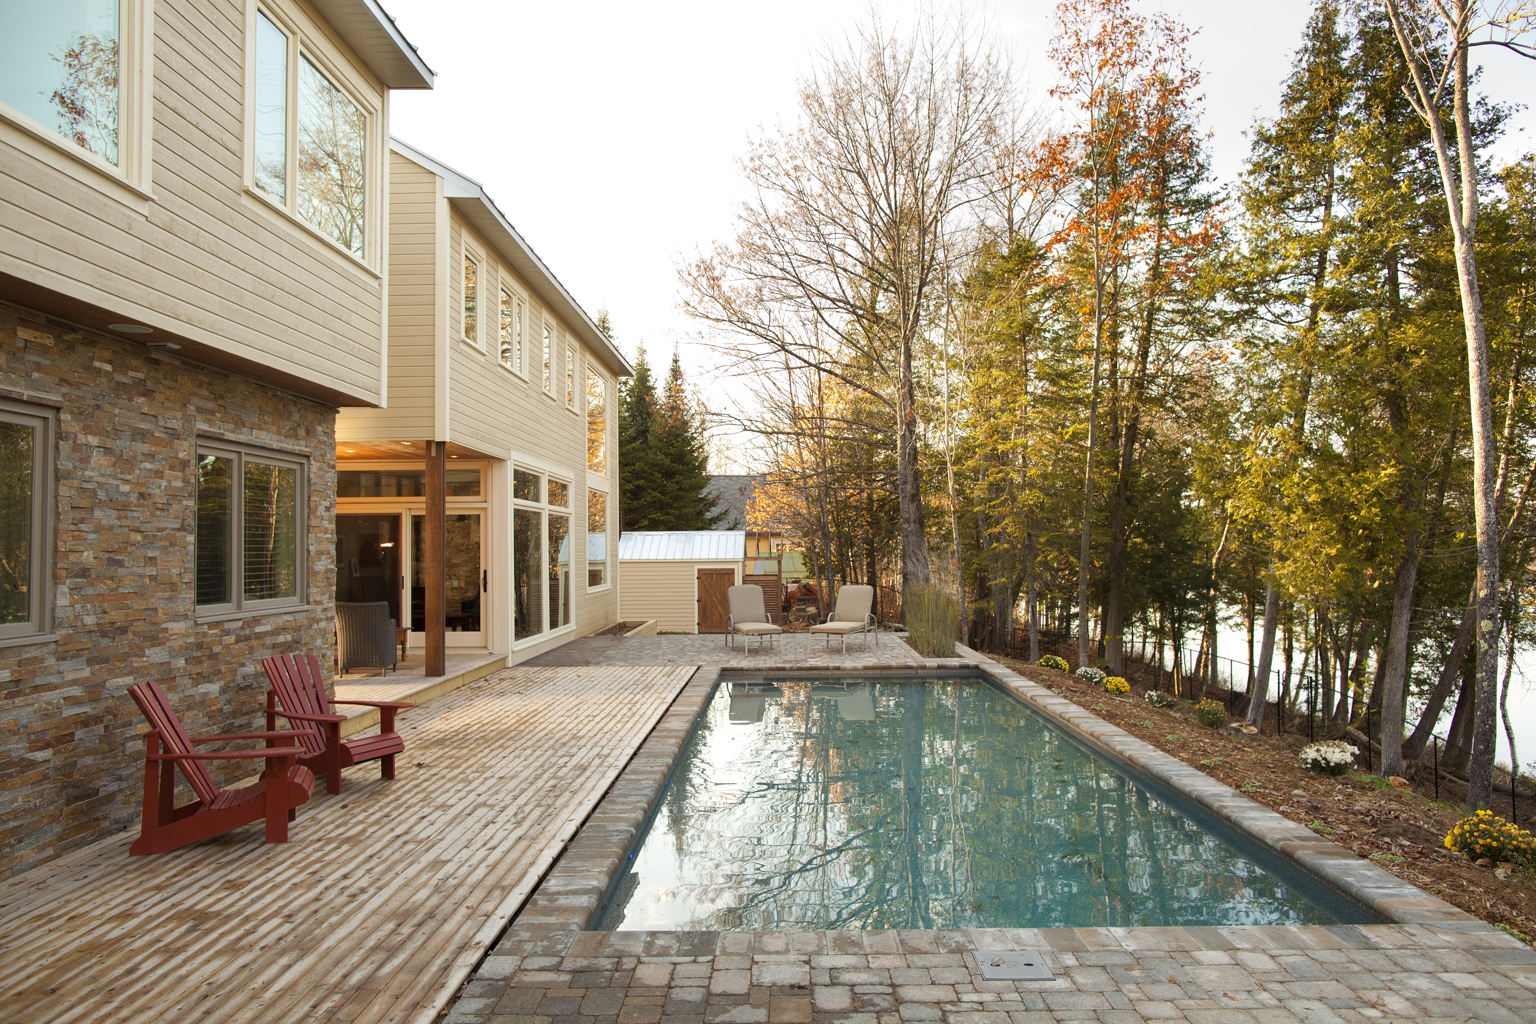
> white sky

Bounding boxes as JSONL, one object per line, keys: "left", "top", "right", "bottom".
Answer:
{"left": 383, "top": 0, "right": 1535, "bottom": 765}
{"left": 382, "top": 0, "right": 1536, "bottom": 422}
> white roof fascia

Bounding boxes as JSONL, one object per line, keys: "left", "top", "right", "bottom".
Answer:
{"left": 391, "top": 138, "right": 633, "bottom": 378}
{"left": 310, "top": 0, "right": 435, "bottom": 89}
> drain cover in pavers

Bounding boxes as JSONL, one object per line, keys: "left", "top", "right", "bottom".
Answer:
{"left": 974, "top": 950, "right": 1053, "bottom": 981}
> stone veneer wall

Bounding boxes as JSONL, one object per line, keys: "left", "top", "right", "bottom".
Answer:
{"left": 0, "top": 302, "right": 338, "bottom": 879}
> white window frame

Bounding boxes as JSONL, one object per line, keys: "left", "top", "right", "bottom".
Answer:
{"left": 243, "top": 2, "right": 381, "bottom": 268}
{"left": 195, "top": 439, "right": 309, "bottom": 620}
{"left": 0, "top": 0, "right": 154, "bottom": 199}
{"left": 585, "top": 486, "right": 610, "bottom": 592}
{"left": 461, "top": 245, "right": 482, "bottom": 348}
{"left": 511, "top": 463, "right": 576, "bottom": 647}
{"left": 541, "top": 321, "right": 553, "bottom": 396}
{"left": 0, "top": 399, "right": 56, "bottom": 646}
{"left": 498, "top": 285, "right": 526, "bottom": 377}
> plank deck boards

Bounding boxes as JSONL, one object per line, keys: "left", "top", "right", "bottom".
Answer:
{"left": 0, "top": 665, "right": 694, "bottom": 1024}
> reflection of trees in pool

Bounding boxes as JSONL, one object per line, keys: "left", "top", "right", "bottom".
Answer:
{"left": 605, "top": 680, "right": 1329, "bottom": 930}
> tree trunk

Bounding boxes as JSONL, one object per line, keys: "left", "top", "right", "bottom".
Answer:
{"left": 1247, "top": 583, "right": 1282, "bottom": 731}
{"left": 898, "top": 331, "right": 931, "bottom": 592}
{"left": 1379, "top": 531, "right": 1421, "bottom": 777}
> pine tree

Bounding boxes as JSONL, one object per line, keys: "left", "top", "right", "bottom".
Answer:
{"left": 617, "top": 347, "right": 723, "bottom": 530}
{"left": 618, "top": 346, "right": 659, "bottom": 531}
{"left": 650, "top": 351, "right": 725, "bottom": 530}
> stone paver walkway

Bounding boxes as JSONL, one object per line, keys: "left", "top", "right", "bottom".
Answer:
{"left": 450, "top": 926, "right": 1536, "bottom": 1024}
{"left": 525, "top": 633, "right": 928, "bottom": 669}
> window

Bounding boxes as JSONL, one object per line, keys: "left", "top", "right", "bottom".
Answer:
{"left": 541, "top": 324, "right": 552, "bottom": 394}
{"left": 512, "top": 467, "right": 574, "bottom": 642}
{"left": 0, "top": 401, "right": 54, "bottom": 642}
{"left": 196, "top": 442, "right": 306, "bottom": 615}
{"left": 462, "top": 253, "right": 478, "bottom": 344}
{"left": 499, "top": 288, "right": 523, "bottom": 374}
{"left": 587, "top": 489, "right": 607, "bottom": 588}
{"left": 249, "top": 11, "right": 369, "bottom": 259}
{"left": 565, "top": 349, "right": 575, "bottom": 409}
{"left": 0, "top": 1, "right": 124, "bottom": 166}
{"left": 586, "top": 370, "right": 606, "bottom": 473}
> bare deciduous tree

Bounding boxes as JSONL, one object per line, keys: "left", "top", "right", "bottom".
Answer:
{"left": 682, "top": 12, "right": 1013, "bottom": 597}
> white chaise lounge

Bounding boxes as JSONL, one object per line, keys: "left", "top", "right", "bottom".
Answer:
{"left": 809, "top": 584, "right": 877, "bottom": 652}
{"left": 726, "top": 584, "right": 783, "bottom": 653}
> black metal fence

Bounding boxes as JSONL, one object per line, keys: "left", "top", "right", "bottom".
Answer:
{"left": 992, "top": 625, "right": 1535, "bottom": 825}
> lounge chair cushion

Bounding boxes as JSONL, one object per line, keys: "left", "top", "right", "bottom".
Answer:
{"left": 734, "top": 622, "right": 783, "bottom": 635}
{"left": 810, "top": 621, "right": 867, "bottom": 634}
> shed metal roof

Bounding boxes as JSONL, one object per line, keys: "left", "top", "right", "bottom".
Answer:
{"left": 619, "top": 531, "right": 745, "bottom": 561}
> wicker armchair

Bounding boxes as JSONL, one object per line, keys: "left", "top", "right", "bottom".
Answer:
{"left": 336, "top": 601, "right": 397, "bottom": 674}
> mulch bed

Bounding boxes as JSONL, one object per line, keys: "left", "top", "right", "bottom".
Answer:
{"left": 1001, "top": 656, "right": 1536, "bottom": 941}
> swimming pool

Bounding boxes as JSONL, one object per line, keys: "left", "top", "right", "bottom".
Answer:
{"left": 593, "top": 674, "right": 1376, "bottom": 930}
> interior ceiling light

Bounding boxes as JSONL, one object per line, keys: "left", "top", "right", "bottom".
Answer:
{"left": 109, "top": 323, "right": 153, "bottom": 334}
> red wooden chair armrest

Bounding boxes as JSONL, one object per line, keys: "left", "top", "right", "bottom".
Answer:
{"left": 188, "top": 730, "right": 311, "bottom": 742}
{"left": 268, "top": 710, "right": 348, "bottom": 724}
{"left": 331, "top": 700, "right": 415, "bottom": 710}
{"left": 147, "top": 747, "right": 301, "bottom": 761}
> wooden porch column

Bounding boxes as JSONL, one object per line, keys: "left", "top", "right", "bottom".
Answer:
{"left": 424, "top": 440, "right": 447, "bottom": 677}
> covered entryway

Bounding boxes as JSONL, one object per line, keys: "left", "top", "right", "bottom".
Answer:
{"left": 696, "top": 568, "right": 734, "bottom": 634}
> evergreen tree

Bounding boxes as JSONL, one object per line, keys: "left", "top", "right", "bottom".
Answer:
{"left": 617, "top": 347, "right": 723, "bottom": 530}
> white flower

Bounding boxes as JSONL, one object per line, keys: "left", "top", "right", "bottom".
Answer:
{"left": 1299, "top": 741, "right": 1357, "bottom": 772}
{"left": 1075, "top": 666, "right": 1106, "bottom": 684}
{"left": 1144, "top": 690, "right": 1176, "bottom": 708}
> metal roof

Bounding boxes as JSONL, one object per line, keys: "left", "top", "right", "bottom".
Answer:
{"left": 391, "top": 139, "right": 633, "bottom": 378}
{"left": 311, "top": 0, "right": 435, "bottom": 90}
{"left": 619, "top": 531, "right": 745, "bottom": 561}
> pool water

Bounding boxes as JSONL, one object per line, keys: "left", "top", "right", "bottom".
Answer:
{"left": 593, "top": 676, "right": 1374, "bottom": 931}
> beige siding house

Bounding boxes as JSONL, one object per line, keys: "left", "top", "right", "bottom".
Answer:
{"left": 335, "top": 142, "right": 630, "bottom": 667}
{"left": 0, "top": 1, "right": 432, "bottom": 876}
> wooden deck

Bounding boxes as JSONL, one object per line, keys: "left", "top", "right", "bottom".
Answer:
{"left": 0, "top": 665, "right": 695, "bottom": 1024}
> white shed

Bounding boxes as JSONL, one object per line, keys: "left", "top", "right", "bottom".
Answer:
{"left": 619, "top": 531, "right": 745, "bottom": 633}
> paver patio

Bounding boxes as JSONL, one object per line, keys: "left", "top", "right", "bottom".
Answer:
{"left": 0, "top": 664, "right": 693, "bottom": 1024}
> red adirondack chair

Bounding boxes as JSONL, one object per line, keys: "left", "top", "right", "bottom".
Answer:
{"left": 261, "top": 653, "right": 414, "bottom": 794}
{"left": 128, "top": 680, "right": 316, "bottom": 855}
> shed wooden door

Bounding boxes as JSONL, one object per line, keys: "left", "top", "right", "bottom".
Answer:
{"left": 696, "top": 569, "right": 734, "bottom": 633}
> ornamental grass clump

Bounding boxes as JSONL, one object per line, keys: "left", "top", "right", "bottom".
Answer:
{"left": 1035, "top": 654, "right": 1069, "bottom": 672}
{"left": 1075, "top": 666, "right": 1106, "bottom": 685}
{"left": 1104, "top": 676, "right": 1129, "bottom": 694}
{"left": 1445, "top": 810, "right": 1536, "bottom": 867}
{"left": 1144, "top": 689, "right": 1177, "bottom": 708}
{"left": 1194, "top": 698, "right": 1226, "bottom": 729}
{"left": 1298, "top": 740, "right": 1358, "bottom": 777}
{"left": 904, "top": 582, "right": 960, "bottom": 658}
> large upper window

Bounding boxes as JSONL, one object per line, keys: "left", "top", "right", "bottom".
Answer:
{"left": 542, "top": 324, "right": 553, "bottom": 394}
{"left": 251, "top": 11, "right": 368, "bottom": 259}
{"left": 587, "top": 370, "right": 607, "bottom": 473}
{"left": 0, "top": 1, "right": 122, "bottom": 166}
{"left": 499, "top": 288, "right": 523, "bottom": 375}
{"left": 462, "top": 253, "right": 478, "bottom": 344}
{"left": 0, "top": 401, "right": 54, "bottom": 642}
{"left": 196, "top": 442, "right": 306, "bottom": 615}
{"left": 587, "top": 489, "right": 607, "bottom": 589}
{"left": 565, "top": 349, "right": 576, "bottom": 409}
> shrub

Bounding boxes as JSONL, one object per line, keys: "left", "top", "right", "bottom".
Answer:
{"left": 1075, "top": 666, "right": 1106, "bottom": 684}
{"left": 1194, "top": 698, "right": 1226, "bottom": 729}
{"left": 904, "top": 582, "right": 960, "bottom": 658}
{"left": 1445, "top": 810, "right": 1536, "bottom": 867}
{"left": 1144, "top": 689, "right": 1177, "bottom": 708}
{"left": 1298, "top": 740, "right": 1357, "bottom": 776}
{"left": 1104, "top": 676, "right": 1129, "bottom": 694}
{"left": 1035, "top": 654, "right": 1069, "bottom": 672}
